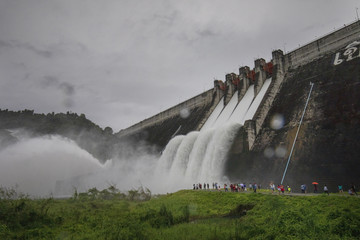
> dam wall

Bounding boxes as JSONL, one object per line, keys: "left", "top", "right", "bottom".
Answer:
{"left": 113, "top": 20, "right": 360, "bottom": 192}
{"left": 239, "top": 20, "right": 360, "bottom": 150}
{"left": 226, "top": 47, "right": 360, "bottom": 193}
{"left": 117, "top": 88, "right": 219, "bottom": 138}
{"left": 284, "top": 20, "right": 360, "bottom": 69}
{"left": 117, "top": 20, "right": 360, "bottom": 154}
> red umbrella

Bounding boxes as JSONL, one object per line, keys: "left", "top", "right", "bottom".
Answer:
{"left": 312, "top": 182, "right": 318, "bottom": 185}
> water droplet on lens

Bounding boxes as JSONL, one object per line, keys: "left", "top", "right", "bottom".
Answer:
{"left": 264, "top": 147, "right": 275, "bottom": 158}
{"left": 180, "top": 108, "right": 190, "bottom": 119}
{"left": 275, "top": 146, "right": 287, "bottom": 158}
{"left": 271, "top": 114, "right": 284, "bottom": 130}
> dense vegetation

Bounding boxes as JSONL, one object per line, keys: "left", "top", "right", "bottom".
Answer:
{"left": 0, "top": 109, "right": 126, "bottom": 162}
{"left": 1, "top": 187, "right": 360, "bottom": 240}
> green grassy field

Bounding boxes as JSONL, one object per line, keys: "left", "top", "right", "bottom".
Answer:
{"left": 1, "top": 187, "right": 360, "bottom": 239}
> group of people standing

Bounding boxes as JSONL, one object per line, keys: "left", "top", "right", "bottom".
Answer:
{"left": 192, "top": 181, "right": 358, "bottom": 195}
{"left": 193, "top": 182, "right": 260, "bottom": 192}
{"left": 193, "top": 183, "right": 210, "bottom": 190}
{"left": 226, "top": 183, "right": 260, "bottom": 192}
{"left": 302, "top": 183, "right": 358, "bottom": 195}
{"left": 310, "top": 183, "right": 328, "bottom": 194}
{"left": 269, "top": 183, "right": 291, "bottom": 194}
{"left": 337, "top": 184, "right": 358, "bottom": 195}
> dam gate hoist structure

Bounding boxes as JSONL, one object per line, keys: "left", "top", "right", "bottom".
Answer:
{"left": 117, "top": 20, "right": 360, "bottom": 192}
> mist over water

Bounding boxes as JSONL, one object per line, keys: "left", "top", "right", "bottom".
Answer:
{"left": 0, "top": 133, "right": 160, "bottom": 197}
{"left": 0, "top": 135, "right": 106, "bottom": 197}
{"left": 0, "top": 125, "right": 241, "bottom": 197}
{"left": 0, "top": 79, "right": 273, "bottom": 197}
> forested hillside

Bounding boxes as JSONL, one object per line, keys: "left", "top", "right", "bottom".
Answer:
{"left": 0, "top": 109, "right": 121, "bottom": 162}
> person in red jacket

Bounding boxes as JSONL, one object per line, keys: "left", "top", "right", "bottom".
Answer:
{"left": 280, "top": 185, "right": 285, "bottom": 194}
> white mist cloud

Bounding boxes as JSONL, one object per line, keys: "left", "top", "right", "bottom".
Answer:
{"left": 0, "top": 135, "right": 106, "bottom": 197}
{"left": 0, "top": 123, "right": 243, "bottom": 197}
{"left": 0, "top": 134, "right": 163, "bottom": 197}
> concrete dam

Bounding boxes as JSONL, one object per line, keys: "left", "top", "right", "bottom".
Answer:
{"left": 117, "top": 20, "right": 360, "bottom": 192}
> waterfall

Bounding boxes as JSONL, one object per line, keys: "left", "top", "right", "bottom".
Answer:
{"left": 162, "top": 124, "right": 241, "bottom": 191}
{"left": 184, "top": 128, "right": 215, "bottom": 184}
{"left": 156, "top": 78, "right": 272, "bottom": 191}
{"left": 212, "top": 91, "right": 239, "bottom": 128}
{"left": 242, "top": 78, "right": 272, "bottom": 121}
{"left": 168, "top": 132, "right": 199, "bottom": 182}
{"left": 198, "top": 123, "right": 242, "bottom": 182}
{"left": 201, "top": 96, "right": 225, "bottom": 131}
{"left": 155, "top": 135, "right": 185, "bottom": 176}
{"left": 229, "top": 85, "right": 255, "bottom": 124}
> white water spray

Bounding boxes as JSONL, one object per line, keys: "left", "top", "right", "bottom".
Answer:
{"left": 198, "top": 123, "right": 242, "bottom": 182}
{"left": 167, "top": 132, "right": 199, "bottom": 188}
{"left": 156, "top": 78, "right": 272, "bottom": 191}
{"left": 0, "top": 79, "right": 273, "bottom": 196}
{"left": 184, "top": 128, "right": 215, "bottom": 184}
{"left": 155, "top": 135, "right": 185, "bottom": 175}
{"left": 0, "top": 135, "right": 108, "bottom": 197}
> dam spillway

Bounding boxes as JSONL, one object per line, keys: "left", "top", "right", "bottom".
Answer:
{"left": 117, "top": 20, "right": 360, "bottom": 192}
{"left": 155, "top": 78, "right": 271, "bottom": 191}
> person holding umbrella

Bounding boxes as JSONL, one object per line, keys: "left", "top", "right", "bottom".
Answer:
{"left": 312, "top": 182, "right": 318, "bottom": 193}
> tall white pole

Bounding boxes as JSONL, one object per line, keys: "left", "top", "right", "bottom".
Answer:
{"left": 280, "top": 82, "right": 314, "bottom": 185}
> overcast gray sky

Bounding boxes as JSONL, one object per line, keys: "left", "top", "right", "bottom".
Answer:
{"left": 0, "top": 0, "right": 359, "bottom": 132}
